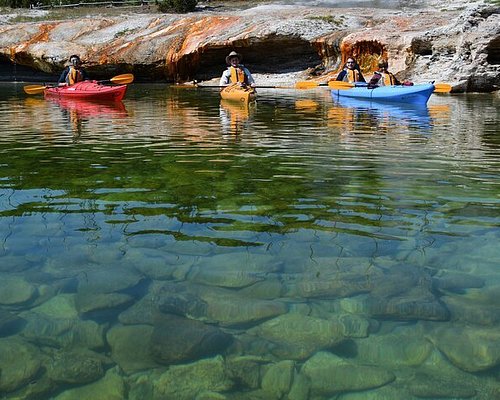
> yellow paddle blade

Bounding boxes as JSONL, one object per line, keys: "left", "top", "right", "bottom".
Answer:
{"left": 295, "top": 81, "right": 320, "bottom": 89}
{"left": 433, "top": 83, "right": 452, "bottom": 93}
{"left": 23, "top": 84, "right": 48, "bottom": 95}
{"left": 109, "top": 73, "right": 134, "bottom": 84}
{"left": 327, "top": 81, "right": 355, "bottom": 90}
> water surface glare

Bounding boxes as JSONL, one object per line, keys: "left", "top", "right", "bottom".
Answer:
{"left": 1, "top": 82, "right": 500, "bottom": 399}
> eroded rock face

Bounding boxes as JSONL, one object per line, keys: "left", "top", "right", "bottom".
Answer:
{"left": 0, "top": 2, "right": 498, "bottom": 90}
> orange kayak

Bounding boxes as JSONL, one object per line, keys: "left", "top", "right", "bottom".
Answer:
{"left": 220, "top": 84, "right": 256, "bottom": 103}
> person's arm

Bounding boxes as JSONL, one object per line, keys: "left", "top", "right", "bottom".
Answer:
{"left": 336, "top": 70, "right": 346, "bottom": 81}
{"left": 58, "top": 68, "right": 68, "bottom": 84}
{"left": 219, "top": 69, "right": 230, "bottom": 86}
{"left": 244, "top": 67, "right": 255, "bottom": 87}
{"left": 81, "top": 69, "right": 89, "bottom": 81}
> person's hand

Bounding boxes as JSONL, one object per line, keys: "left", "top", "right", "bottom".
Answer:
{"left": 58, "top": 82, "right": 68, "bottom": 87}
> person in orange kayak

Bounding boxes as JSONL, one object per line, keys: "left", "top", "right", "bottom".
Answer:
{"left": 219, "top": 51, "right": 256, "bottom": 88}
{"left": 336, "top": 57, "right": 366, "bottom": 83}
{"left": 58, "top": 55, "right": 89, "bottom": 86}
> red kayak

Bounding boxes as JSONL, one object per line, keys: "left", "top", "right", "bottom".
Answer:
{"left": 45, "top": 81, "right": 127, "bottom": 101}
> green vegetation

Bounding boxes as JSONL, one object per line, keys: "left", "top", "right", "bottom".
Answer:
{"left": 156, "top": 0, "right": 196, "bottom": 13}
{"left": 307, "top": 15, "right": 345, "bottom": 27}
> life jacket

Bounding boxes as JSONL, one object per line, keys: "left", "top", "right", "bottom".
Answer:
{"left": 66, "top": 66, "right": 83, "bottom": 85}
{"left": 376, "top": 71, "right": 398, "bottom": 86}
{"left": 342, "top": 69, "right": 362, "bottom": 83}
{"left": 229, "top": 66, "right": 248, "bottom": 85}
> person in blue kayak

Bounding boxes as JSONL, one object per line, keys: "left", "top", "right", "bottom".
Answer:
{"left": 336, "top": 57, "right": 366, "bottom": 83}
{"left": 220, "top": 51, "right": 256, "bottom": 88}
{"left": 368, "top": 59, "right": 413, "bottom": 88}
{"left": 58, "top": 55, "right": 89, "bottom": 86}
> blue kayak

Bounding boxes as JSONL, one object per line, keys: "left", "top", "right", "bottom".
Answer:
{"left": 331, "top": 83, "right": 435, "bottom": 105}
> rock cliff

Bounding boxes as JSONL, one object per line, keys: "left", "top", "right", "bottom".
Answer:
{"left": 0, "top": 1, "right": 498, "bottom": 91}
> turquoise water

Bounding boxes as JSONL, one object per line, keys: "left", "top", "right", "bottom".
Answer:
{"left": 0, "top": 82, "right": 499, "bottom": 399}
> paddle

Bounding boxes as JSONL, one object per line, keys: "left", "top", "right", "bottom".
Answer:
{"left": 23, "top": 73, "right": 135, "bottom": 95}
{"left": 328, "top": 80, "right": 453, "bottom": 93}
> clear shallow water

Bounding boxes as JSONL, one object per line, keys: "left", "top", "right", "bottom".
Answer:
{"left": 0, "top": 82, "right": 499, "bottom": 399}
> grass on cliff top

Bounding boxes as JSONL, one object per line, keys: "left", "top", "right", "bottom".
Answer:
{"left": 1, "top": 0, "right": 270, "bottom": 22}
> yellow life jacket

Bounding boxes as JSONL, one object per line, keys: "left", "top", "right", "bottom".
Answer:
{"left": 342, "top": 69, "right": 362, "bottom": 83}
{"left": 382, "top": 72, "right": 397, "bottom": 86}
{"left": 229, "top": 66, "right": 246, "bottom": 84}
{"left": 66, "top": 66, "right": 83, "bottom": 85}
{"left": 379, "top": 72, "right": 398, "bottom": 86}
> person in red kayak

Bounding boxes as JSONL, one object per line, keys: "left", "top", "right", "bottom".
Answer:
{"left": 368, "top": 59, "right": 413, "bottom": 88}
{"left": 219, "top": 51, "right": 256, "bottom": 88}
{"left": 336, "top": 57, "right": 366, "bottom": 83}
{"left": 58, "top": 55, "right": 89, "bottom": 86}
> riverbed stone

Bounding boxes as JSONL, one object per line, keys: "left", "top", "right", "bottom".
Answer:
{"left": 408, "top": 372, "right": 477, "bottom": 398}
{"left": 107, "top": 324, "right": 159, "bottom": 374}
{"left": 29, "top": 293, "right": 78, "bottom": 319}
{"left": 261, "top": 360, "right": 295, "bottom": 399}
{"left": 355, "top": 329, "right": 433, "bottom": 367}
{"left": 250, "top": 313, "right": 344, "bottom": 360}
{"left": 300, "top": 351, "right": 395, "bottom": 396}
{"left": 0, "top": 337, "right": 42, "bottom": 393}
{"left": 427, "top": 324, "right": 500, "bottom": 372}
{"left": 442, "top": 294, "right": 500, "bottom": 325}
{"left": 432, "top": 271, "right": 485, "bottom": 293}
{"left": 20, "top": 312, "right": 106, "bottom": 350}
{"left": 150, "top": 313, "right": 232, "bottom": 365}
{"left": 0, "top": 275, "right": 38, "bottom": 306}
{"left": 54, "top": 367, "right": 125, "bottom": 400}
{"left": 46, "top": 348, "right": 106, "bottom": 384}
{"left": 152, "top": 356, "right": 233, "bottom": 400}
{"left": 77, "top": 266, "right": 143, "bottom": 294}
{"left": 124, "top": 247, "right": 195, "bottom": 280}
{"left": 0, "top": 309, "right": 26, "bottom": 337}
{"left": 225, "top": 355, "right": 267, "bottom": 390}
{"left": 75, "top": 291, "right": 134, "bottom": 315}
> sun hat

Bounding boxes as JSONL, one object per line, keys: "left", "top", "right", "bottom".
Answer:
{"left": 225, "top": 51, "right": 242, "bottom": 65}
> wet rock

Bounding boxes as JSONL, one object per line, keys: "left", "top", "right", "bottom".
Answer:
{"left": 46, "top": 349, "right": 105, "bottom": 384}
{"left": 442, "top": 294, "right": 500, "bottom": 325}
{"left": 427, "top": 324, "right": 500, "bottom": 372}
{"left": 29, "top": 293, "right": 78, "bottom": 319}
{"left": 432, "top": 271, "right": 485, "bottom": 293}
{"left": 152, "top": 356, "right": 233, "bottom": 400}
{"left": 0, "top": 275, "right": 38, "bottom": 306}
{"left": 261, "top": 360, "right": 296, "bottom": 399}
{"left": 53, "top": 367, "right": 125, "bottom": 400}
{"left": 250, "top": 313, "right": 344, "bottom": 360}
{"left": 155, "top": 282, "right": 287, "bottom": 327}
{"left": 408, "top": 372, "right": 476, "bottom": 398}
{"left": 118, "top": 294, "right": 156, "bottom": 325}
{"left": 188, "top": 253, "right": 282, "bottom": 289}
{"left": 225, "top": 355, "right": 267, "bottom": 390}
{"left": 20, "top": 313, "right": 106, "bottom": 350}
{"left": 355, "top": 329, "right": 433, "bottom": 367}
{"left": 124, "top": 247, "right": 195, "bottom": 280}
{"left": 77, "top": 266, "right": 143, "bottom": 294}
{"left": 0, "top": 254, "right": 32, "bottom": 272}
{"left": 107, "top": 324, "right": 159, "bottom": 374}
{"left": 0, "top": 309, "right": 26, "bottom": 337}
{"left": 287, "top": 371, "right": 310, "bottom": 400}
{"left": 238, "top": 277, "right": 285, "bottom": 299}
{"left": 150, "top": 314, "right": 232, "bottom": 365}
{"left": 75, "top": 292, "right": 134, "bottom": 316}
{"left": 0, "top": 337, "right": 42, "bottom": 393}
{"left": 286, "top": 267, "right": 381, "bottom": 299}
{"left": 301, "top": 351, "right": 395, "bottom": 396}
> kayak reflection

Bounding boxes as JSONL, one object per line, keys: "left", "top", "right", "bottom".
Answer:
{"left": 47, "top": 97, "right": 128, "bottom": 138}
{"left": 219, "top": 99, "right": 255, "bottom": 135}
{"left": 329, "top": 95, "right": 432, "bottom": 132}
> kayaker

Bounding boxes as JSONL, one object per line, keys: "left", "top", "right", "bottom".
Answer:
{"left": 368, "top": 60, "right": 413, "bottom": 88}
{"left": 58, "top": 55, "right": 89, "bottom": 86}
{"left": 336, "top": 57, "right": 366, "bottom": 83}
{"left": 220, "top": 51, "right": 256, "bottom": 88}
